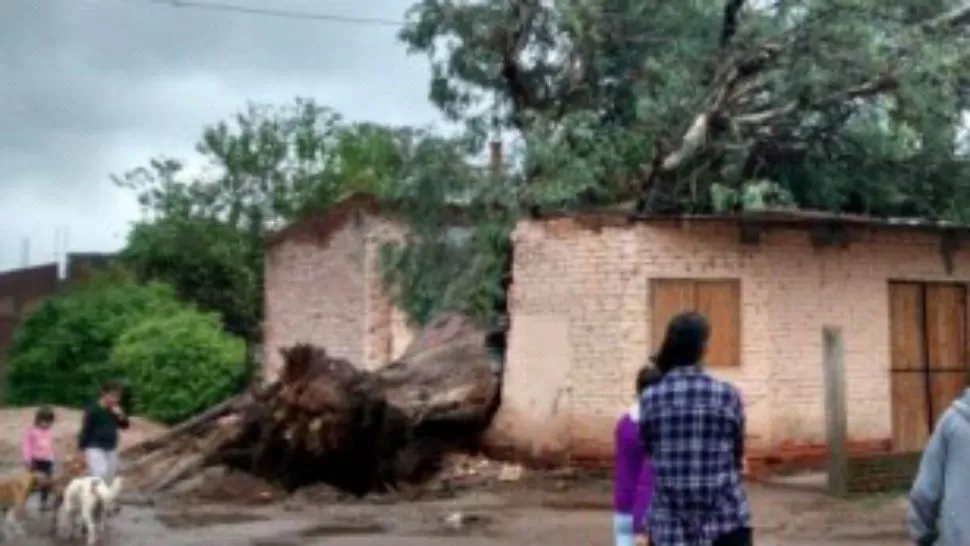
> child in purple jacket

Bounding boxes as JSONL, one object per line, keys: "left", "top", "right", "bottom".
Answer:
{"left": 613, "top": 366, "right": 662, "bottom": 546}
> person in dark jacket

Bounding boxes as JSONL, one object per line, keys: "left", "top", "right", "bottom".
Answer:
{"left": 78, "top": 380, "right": 129, "bottom": 481}
{"left": 639, "top": 312, "right": 751, "bottom": 546}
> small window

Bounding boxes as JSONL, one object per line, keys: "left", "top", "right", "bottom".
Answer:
{"left": 650, "top": 279, "right": 741, "bottom": 367}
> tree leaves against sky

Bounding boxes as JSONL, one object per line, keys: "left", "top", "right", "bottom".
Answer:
{"left": 400, "top": 0, "right": 970, "bottom": 219}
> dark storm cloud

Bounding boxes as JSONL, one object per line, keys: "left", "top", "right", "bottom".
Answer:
{"left": 0, "top": 0, "right": 439, "bottom": 270}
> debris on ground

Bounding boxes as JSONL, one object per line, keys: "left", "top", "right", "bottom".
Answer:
{"left": 122, "top": 313, "right": 503, "bottom": 498}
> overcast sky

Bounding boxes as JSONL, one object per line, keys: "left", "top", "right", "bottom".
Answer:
{"left": 0, "top": 0, "right": 440, "bottom": 272}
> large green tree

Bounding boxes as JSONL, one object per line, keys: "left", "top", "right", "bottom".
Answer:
{"left": 116, "top": 99, "right": 453, "bottom": 339}
{"left": 400, "top": 0, "right": 970, "bottom": 219}
{"left": 116, "top": 98, "right": 498, "bottom": 332}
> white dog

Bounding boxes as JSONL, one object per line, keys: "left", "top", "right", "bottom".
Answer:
{"left": 56, "top": 475, "right": 124, "bottom": 545}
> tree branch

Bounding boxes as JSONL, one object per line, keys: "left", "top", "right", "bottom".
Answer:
{"left": 719, "top": 0, "right": 747, "bottom": 49}
{"left": 734, "top": 74, "right": 897, "bottom": 127}
{"left": 500, "top": 0, "right": 542, "bottom": 129}
{"left": 633, "top": 2, "right": 970, "bottom": 206}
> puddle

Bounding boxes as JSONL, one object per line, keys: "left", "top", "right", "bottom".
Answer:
{"left": 540, "top": 494, "right": 612, "bottom": 511}
{"left": 251, "top": 540, "right": 301, "bottom": 546}
{"left": 298, "top": 520, "right": 388, "bottom": 536}
{"left": 158, "top": 510, "right": 270, "bottom": 529}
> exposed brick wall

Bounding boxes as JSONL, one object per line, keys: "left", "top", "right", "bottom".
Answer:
{"left": 503, "top": 218, "right": 970, "bottom": 462}
{"left": 362, "top": 220, "right": 412, "bottom": 370}
{"left": 263, "top": 213, "right": 416, "bottom": 380}
{"left": 846, "top": 451, "right": 922, "bottom": 494}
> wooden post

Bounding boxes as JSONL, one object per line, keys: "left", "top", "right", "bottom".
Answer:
{"left": 823, "top": 326, "right": 849, "bottom": 496}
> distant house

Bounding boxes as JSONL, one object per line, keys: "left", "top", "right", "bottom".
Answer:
{"left": 492, "top": 210, "right": 970, "bottom": 466}
{"left": 262, "top": 195, "right": 419, "bottom": 380}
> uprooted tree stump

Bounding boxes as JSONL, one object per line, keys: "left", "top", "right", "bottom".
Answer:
{"left": 123, "top": 313, "right": 503, "bottom": 497}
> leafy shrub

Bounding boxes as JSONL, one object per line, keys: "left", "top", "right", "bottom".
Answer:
{"left": 109, "top": 310, "right": 246, "bottom": 424}
{"left": 5, "top": 270, "right": 184, "bottom": 407}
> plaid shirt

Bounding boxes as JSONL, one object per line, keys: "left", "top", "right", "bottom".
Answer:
{"left": 639, "top": 365, "right": 751, "bottom": 545}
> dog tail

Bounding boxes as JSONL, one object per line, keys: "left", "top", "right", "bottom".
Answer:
{"left": 94, "top": 476, "right": 124, "bottom": 500}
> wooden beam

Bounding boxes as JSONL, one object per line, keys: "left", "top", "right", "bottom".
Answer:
{"left": 739, "top": 222, "right": 762, "bottom": 245}
{"left": 940, "top": 230, "right": 960, "bottom": 275}
{"left": 811, "top": 222, "right": 849, "bottom": 248}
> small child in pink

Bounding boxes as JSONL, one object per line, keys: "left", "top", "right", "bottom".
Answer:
{"left": 22, "top": 406, "right": 56, "bottom": 509}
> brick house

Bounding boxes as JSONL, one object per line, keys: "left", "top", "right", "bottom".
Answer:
{"left": 263, "top": 195, "right": 418, "bottom": 379}
{"left": 491, "top": 210, "right": 970, "bottom": 465}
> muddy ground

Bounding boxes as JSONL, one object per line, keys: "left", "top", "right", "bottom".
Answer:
{"left": 7, "top": 466, "right": 910, "bottom": 546}
{"left": 0, "top": 407, "right": 911, "bottom": 546}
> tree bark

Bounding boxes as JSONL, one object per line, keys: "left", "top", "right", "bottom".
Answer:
{"left": 124, "top": 313, "right": 502, "bottom": 497}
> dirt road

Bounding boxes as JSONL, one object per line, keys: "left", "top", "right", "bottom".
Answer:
{"left": 0, "top": 408, "right": 910, "bottom": 545}
{"left": 14, "top": 476, "right": 909, "bottom": 546}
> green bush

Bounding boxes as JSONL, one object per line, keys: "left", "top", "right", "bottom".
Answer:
{"left": 5, "top": 270, "right": 184, "bottom": 407}
{"left": 5, "top": 269, "right": 248, "bottom": 422}
{"left": 109, "top": 310, "right": 246, "bottom": 424}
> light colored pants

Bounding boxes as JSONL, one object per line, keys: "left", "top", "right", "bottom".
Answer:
{"left": 614, "top": 512, "right": 636, "bottom": 546}
{"left": 84, "top": 448, "right": 119, "bottom": 481}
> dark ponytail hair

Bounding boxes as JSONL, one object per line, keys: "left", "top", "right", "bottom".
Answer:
{"left": 651, "top": 311, "right": 710, "bottom": 373}
{"left": 635, "top": 365, "right": 663, "bottom": 396}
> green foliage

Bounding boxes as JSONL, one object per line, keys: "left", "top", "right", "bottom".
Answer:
{"left": 401, "top": 0, "right": 970, "bottom": 219}
{"left": 5, "top": 272, "right": 184, "bottom": 407}
{"left": 109, "top": 310, "right": 246, "bottom": 424}
{"left": 114, "top": 98, "right": 460, "bottom": 335}
{"left": 379, "top": 217, "right": 513, "bottom": 328}
{"left": 123, "top": 216, "right": 260, "bottom": 341}
{"left": 373, "top": 133, "right": 516, "bottom": 328}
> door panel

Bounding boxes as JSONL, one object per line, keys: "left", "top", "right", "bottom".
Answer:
{"left": 888, "top": 282, "right": 930, "bottom": 451}
{"left": 695, "top": 281, "right": 741, "bottom": 368}
{"left": 925, "top": 284, "right": 968, "bottom": 424}
{"left": 651, "top": 280, "right": 696, "bottom": 353}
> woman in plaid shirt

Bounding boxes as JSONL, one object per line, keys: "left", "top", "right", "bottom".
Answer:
{"left": 639, "top": 312, "right": 752, "bottom": 546}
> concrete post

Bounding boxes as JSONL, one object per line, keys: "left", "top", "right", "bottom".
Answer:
{"left": 823, "top": 325, "right": 849, "bottom": 496}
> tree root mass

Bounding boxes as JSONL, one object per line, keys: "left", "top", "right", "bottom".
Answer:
{"left": 125, "top": 313, "right": 502, "bottom": 497}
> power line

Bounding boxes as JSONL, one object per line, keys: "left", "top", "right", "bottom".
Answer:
{"left": 138, "top": 0, "right": 405, "bottom": 27}
{"left": 96, "top": 0, "right": 702, "bottom": 44}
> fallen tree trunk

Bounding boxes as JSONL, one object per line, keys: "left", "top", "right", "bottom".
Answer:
{"left": 125, "top": 313, "right": 503, "bottom": 497}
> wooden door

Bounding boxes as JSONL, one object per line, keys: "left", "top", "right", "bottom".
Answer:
{"left": 695, "top": 281, "right": 741, "bottom": 368}
{"left": 651, "top": 279, "right": 741, "bottom": 368}
{"left": 651, "top": 279, "right": 696, "bottom": 354}
{"left": 889, "top": 282, "right": 968, "bottom": 452}
{"left": 889, "top": 282, "right": 930, "bottom": 451}
{"left": 925, "top": 284, "right": 968, "bottom": 425}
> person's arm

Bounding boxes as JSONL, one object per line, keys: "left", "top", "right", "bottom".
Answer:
{"left": 111, "top": 405, "right": 130, "bottom": 429}
{"left": 732, "top": 389, "right": 746, "bottom": 472}
{"left": 77, "top": 406, "right": 93, "bottom": 451}
{"left": 908, "top": 413, "right": 950, "bottom": 546}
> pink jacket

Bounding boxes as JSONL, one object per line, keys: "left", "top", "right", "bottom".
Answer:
{"left": 22, "top": 426, "right": 55, "bottom": 463}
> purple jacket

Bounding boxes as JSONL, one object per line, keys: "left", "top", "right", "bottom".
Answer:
{"left": 613, "top": 406, "right": 654, "bottom": 533}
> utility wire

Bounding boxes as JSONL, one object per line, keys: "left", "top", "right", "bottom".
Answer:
{"left": 98, "top": 0, "right": 721, "bottom": 45}
{"left": 138, "top": 0, "right": 405, "bottom": 27}
{"left": 85, "top": 0, "right": 713, "bottom": 45}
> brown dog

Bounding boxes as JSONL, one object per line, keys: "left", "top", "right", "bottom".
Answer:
{"left": 0, "top": 471, "right": 40, "bottom": 537}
